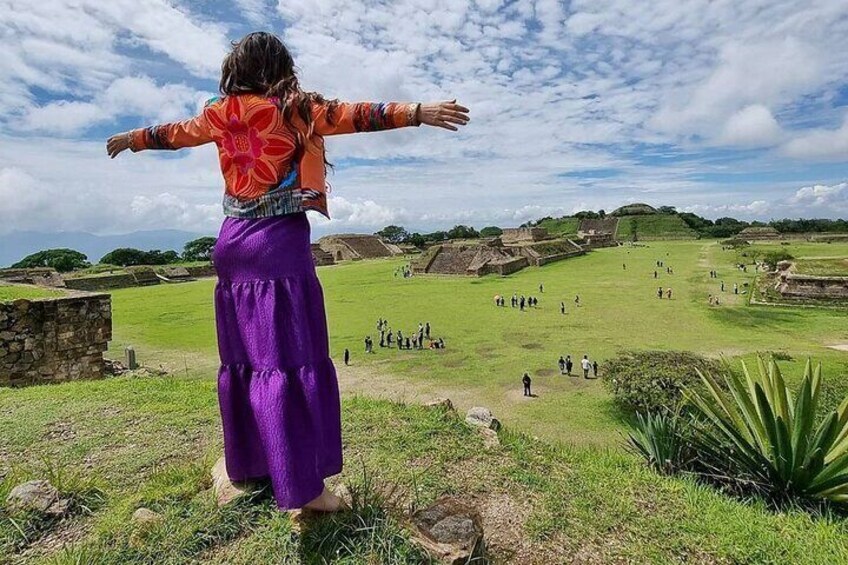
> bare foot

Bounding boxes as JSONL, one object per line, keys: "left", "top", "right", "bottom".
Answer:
{"left": 303, "top": 487, "right": 348, "bottom": 512}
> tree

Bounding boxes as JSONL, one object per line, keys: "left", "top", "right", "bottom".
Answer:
{"left": 446, "top": 225, "right": 480, "bottom": 239}
{"left": 100, "top": 248, "right": 149, "bottom": 266}
{"left": 479, "top": 226, "right": 503, "bottom": 237}
{"left": 183, "top": 237, "right": 217, "bottom": 262}
{"left": 406, "top": 232, "right": 426, "bottom": 247}
{"left": 375, "top": 225, "right": 409, "bottom": 244}
{"left": 100, "top": 248, "right": 181, "bottom": 266}
{"left": 657, "top": 206, "right": 677, "bottom": 215}
{"left": 12, "top": 248, "right": 90, "bottom": 273}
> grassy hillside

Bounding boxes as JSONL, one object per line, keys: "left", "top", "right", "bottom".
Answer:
{"left": 534, "top": 216, "right": 580, "bottom": 237}
{"left": 3, "top": 377, "right": 848, "bottom": 563}
{"left": 615, "top": 214, "right": 699, "bottom": 240}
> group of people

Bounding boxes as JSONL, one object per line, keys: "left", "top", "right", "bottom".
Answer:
{"left": 522, "top": 355, "right": 598, "bottom": 396}
{"left": 362, "top": 318, "right": 445, "bottom": 357}
{"left": 657, "top": 286, "right": 673, "bottom": 299}
{"left": 493, "top": 292, "right": 542, "bottom": 310}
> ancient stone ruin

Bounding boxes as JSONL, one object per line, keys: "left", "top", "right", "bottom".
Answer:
{"left": 317, "top": 234, "right": 402, "bottom": 261}
{"left": 1, "top": 290, "right": 112, "bottom": 386}
{"left": 576, "top": 218, "right": 620, "bottom": 248}
{"left": 412, "top": 227, "right": 588, "bottom": 276}
{"left": 310, "top": 244, "right": 335, "bottom": 266}
{"left": 737, "top": 226, "right": 782, "bottom": 241}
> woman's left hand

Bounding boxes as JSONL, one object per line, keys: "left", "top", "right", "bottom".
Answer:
{"left": 417, "top": 100, "right": 470, "bottom": 131}
{"left": 106, "top": 133, "right": 131, "bottom": 158}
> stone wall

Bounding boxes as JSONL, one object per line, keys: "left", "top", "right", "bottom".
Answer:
{"left": 0, "top": 268, "right": 65, "bottom": 287}
{"left": 1, "top": 292, "right": 112, "bottom": 387}
{"left": 777, "top": 273, "right": 848, "bottom": 300}
{"left": 501, "top": 227, "right": 548, "bottom": 244}
{"left": 64, "top": 273, "right": 139, "bottom": 291}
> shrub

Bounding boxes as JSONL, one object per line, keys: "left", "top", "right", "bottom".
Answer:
{"left": 687, "top": 356, "right": 848, "bottom": 505}
{"left": 761, "top": 250, "right": 794, "bottom": 270}
{"left": 603, "top": 351, "right": 721, "bottom": 414}
{"left": 627, "top": 411, "right": 693, "bottom": 475}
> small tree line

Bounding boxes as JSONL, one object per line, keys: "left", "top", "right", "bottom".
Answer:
{"left": 11, "top": 237, "right": 217, "bottom": 272}
{"left": 374, "top": 224, "right": 503, "bottom": 247}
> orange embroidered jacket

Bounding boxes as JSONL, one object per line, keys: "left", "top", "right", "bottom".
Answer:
{"left": 129, "top": 94, "right": 419, "bottom": 219}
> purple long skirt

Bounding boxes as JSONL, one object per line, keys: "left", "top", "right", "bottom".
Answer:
{"left": 212, "top": 212, "right": 342, "bottom": 510}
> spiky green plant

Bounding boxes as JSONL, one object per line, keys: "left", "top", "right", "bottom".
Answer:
{"left": 687, "top": 356, "right": 848, "bottom": 504}
{"left": 626, "top": 411, "right": 692, "bottom": 475}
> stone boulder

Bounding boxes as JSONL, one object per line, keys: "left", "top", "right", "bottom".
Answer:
{"left": 425, "top": 398, "right": 454, "bottom": 411}
{"left": 465, "top": 406, "right": 501, "bottom": 431}
{"left": 6, "top": 480, "right": 69, "bottom": 516}
{"left": 132, "top": 507, "right": 164, "bottom": 525}
{"left": 410, "top": 496, "right": 485, "bottom": 564}
{"left": 211, "top": 457, "right": 260, "bottom": 506}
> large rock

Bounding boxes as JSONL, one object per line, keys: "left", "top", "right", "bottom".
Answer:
{"left": 6, "top": 480, "right": 69, "bottom": 516}
{"left": 425, "top": 398, "right": 454, "bottom": 411}
{"left": 132, "top": 507, "right": 164, "bottom": 525}
{"left": 465, "top": 406, "right": 501, "bottom": 431}
{"left": 411, "top": 496, "right": 485, "bottom": 564}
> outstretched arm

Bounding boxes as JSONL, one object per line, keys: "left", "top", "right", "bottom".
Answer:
{"left": 312, "top": 100, "right": 469, "bottom": 136}
{"left": 106, "top": 113, "right": 213, "bottom": 158}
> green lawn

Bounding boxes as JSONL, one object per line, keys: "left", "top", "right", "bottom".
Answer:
{"left": 615, "top": 214, "right": 699, "bottom": 240}
{"left": 0, "top": 285, "right": 64, "bottom": 301}
{"left": 107, "top": 239, "right": 848, "bottom": 446}
{"left": 2, "top": 239, "right": 848, "bottom": 562}
{"left": 535, "top": 216, "right": 580, "bottom": 237}
{"left": 794, "top": 257, "right": 848, "bottom": 276}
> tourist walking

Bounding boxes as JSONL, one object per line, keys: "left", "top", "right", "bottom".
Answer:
{"left": 657, "top": 287, "right": 664, "bottom": 299}
{"left": 721, "top": 281, "right": 725, "bottom": 292}
{"left": 343, "top": 348, "right": 350, "bottom": 366}
{"left": 425, "top": 322, "right": 431, "bottom": 340}
{"left": 733, "top": 282, "right": 739, "bottom": 295}
{"left": 560, "top": 302, "right": 566, "bottom": 315}
{"left": 581, "top": 355, "right": 591, "bottom": 379}
{"left": 107, "top": 31, "right": 470, "bottom": 512}
{"left": 558, "top": 356, "right": 566, "bottom": 375}
{"left": 566, "top": 355, "right": 573, "bottom": 376}
{"left": 539, "top": 283, "right": 544, "bottom": 293}
{"left": 592, "top": 360, "right": 598, "bottom": 377}
{"left": 523, "top": 372, "right": 532, "bottom": 397}
{"left": 575, "top": 295, "right": 580, "bottom": 306}
{"left": 666, "top": 288, "right": 672, "bottom": 300}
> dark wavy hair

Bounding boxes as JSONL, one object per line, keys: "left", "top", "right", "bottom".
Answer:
{"left": 219, "top": 32, "right": 337, "bottom": 146}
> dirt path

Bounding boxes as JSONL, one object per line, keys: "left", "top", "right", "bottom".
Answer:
{"left": 335, "top": 360, "right": 480, "bottom": 411}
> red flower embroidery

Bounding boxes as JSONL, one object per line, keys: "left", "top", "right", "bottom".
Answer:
{"left": 206, "top": 96, "right": 295, "bottom": 199}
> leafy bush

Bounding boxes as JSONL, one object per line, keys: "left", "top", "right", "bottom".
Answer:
{"left": 627, "top": 411, "right": 693, "bottom": 475}
{"left": 687, "top": 357, "right": 848, "bottom": 505}
{"left": 603, "top": 351, "right": 722, "bottom": 414}
{"left": 761, "top": 250, "right": 794, "bottom": 270}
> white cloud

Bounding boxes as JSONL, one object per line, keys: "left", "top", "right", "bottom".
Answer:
{"left": 781, "top": 117, "right": 848, "bottom": 161}
{"left": 790, "top": 182, "right": 848, "bottom": 208}
{"left": 719, "top": 105, "right": 782, "bottom": 147}
{"left": 1, "top": 0, "right": 848, "bottom": 238}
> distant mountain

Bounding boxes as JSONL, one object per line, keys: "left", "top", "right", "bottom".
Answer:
{"left": 0, "top": 230, "right": 210, "bottom": 267}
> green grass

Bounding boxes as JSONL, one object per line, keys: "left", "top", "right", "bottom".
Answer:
{"left": 2, "top": 239, "right": 848, "bottom": 562}
{"left": 794, "top": 257, "right": 848, "bottom": 276}
{"left": 106, "top": 239, "right": 848, "bottom": 446}
{"left": 3, "top": 378, "right": 848, "bottom": 563}
{"left": 0, "top": 285, "right": 64, "bottom": 301}
{"left": 535, "top": 216, "right": 580, "bottom": 237}
{"left": 615, "top": 214, "right": 699, "bottom": 240}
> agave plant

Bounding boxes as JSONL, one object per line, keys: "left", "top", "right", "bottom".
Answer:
{"left": 627, "top": 411, "right": 692, "bottom": 475}
{"left": 687, "top": 356, "right": 848, "bottom": 504}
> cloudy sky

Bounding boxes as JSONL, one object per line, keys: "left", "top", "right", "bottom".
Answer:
{"left": 1, "top": 0, "right": 847, "bottom": 238}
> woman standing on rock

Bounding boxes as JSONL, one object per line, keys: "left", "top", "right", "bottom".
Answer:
{"left": 106, "top": 32, "right": 469, "bottom": 512}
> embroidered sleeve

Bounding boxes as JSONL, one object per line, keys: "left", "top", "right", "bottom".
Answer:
{"left": 129, "top": 109, "right": 214, "bottom": 152}
{"left": 312, "top": 101, "right": 419, "bottom": 136}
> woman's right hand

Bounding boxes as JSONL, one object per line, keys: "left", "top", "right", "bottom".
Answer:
{"left": 106, "top": 133, "right": 131, "bottom": 158}
{"left": 417, "top": 100, "right": 470, "bottom": 131}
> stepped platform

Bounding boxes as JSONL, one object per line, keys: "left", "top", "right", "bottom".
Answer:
{"left": 317, "top": 234, "right": 401, "bottom": 261}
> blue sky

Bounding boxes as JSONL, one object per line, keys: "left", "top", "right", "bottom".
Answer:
{"left": 1, "top": 0, "right": 847, "bottom": 237}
